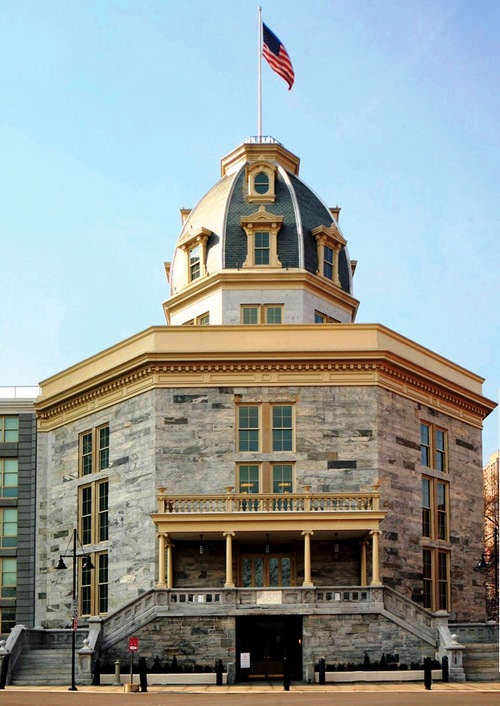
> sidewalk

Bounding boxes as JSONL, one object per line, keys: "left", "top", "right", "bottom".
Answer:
{"left": 4, "top": 680, "right": 500, "bottom": 692}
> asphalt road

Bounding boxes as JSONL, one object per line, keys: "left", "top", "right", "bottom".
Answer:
{"left": 1, "top": 689, "right": 500, "bottom": 706}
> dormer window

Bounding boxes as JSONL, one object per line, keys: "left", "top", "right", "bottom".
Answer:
{"left": 312, "top": 224, "right": 347, "bottom": 288}
{"left": 246, "top": 162, "right": 277, "bottom": 203}
{"left": 240, "top": 206, "right": 284, "bottom": 268}
{"left": 179, "top": 227, "right": 211, "bottom": 284}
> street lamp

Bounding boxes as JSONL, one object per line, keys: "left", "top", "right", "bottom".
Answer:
{"left": 474, "top": 526, "right": 499, "bottom": 619}
{"left": 56, "top": 529, "right": 94, "bottom": 691}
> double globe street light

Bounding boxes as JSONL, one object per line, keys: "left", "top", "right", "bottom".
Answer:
{"left": 56, "top": 529, "right": 94, "bottom": 691}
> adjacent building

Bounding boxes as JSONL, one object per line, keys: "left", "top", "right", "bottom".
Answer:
{"left": 0, "top": 386, "right": 39, "bottom": 635}
{"left": 31, "top": 138, "right": 495, "bottom": 680}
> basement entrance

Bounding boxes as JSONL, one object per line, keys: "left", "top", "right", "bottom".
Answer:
{"left": 236, "top": 615, "right": 302, "bottom": 681}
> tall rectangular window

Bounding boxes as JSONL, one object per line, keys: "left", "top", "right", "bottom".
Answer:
{"left": 80, "top": 486, "right": 93, "bottom": 545}
{"left": 422, "top": 477, "right": 448, "bottom": 541}
{"left": 98, "top": 426, "right": 110, "bottom": 472}
{"left": 0, "top": 459, "right": 18, "bottom": 498}
{"left": 80, "top": 559, "right": 92, "bottom": 616}
{"left": 238, "top": 406, "right": 259, "bottom": 452}
{"left": 0, "top": 508, "right": 17, "bottom": 548}
{"left": 98, "top": 553, "right": 109, "bottom": 614}
{"left": 0, "top": 417, "right": 19, "bottom": 442}
{"left": 422, "top": 548, "right": 450, "bottom": 611}
{"left": 272, "top": 406, "right": 293, "bottom": 451}
{"left": 437, "top": 551, "right": 449, "bottom": 610}
{"left": 422, "top": 478, "right": 431, "bottom": 537}
{"left": 0, "top": 558, "right": 16, "bottom": 598}
{"left": 98, "top": 481, "right": 109, "bottom": 542}
{"left": 79, "top": 425, "right": 110, "bottom": 477}
{"left": 79, "top": 479, "right": 109, "bottom": 546}
{"left": 254, "top": 231, "right": 270, "bottom": 265}
{"left": 189, "top": 245, "right": 201, "bottom": 281}
{"left": 420, "top": 422, "right": 447, "bottom": 472}
{"left": 323, "top": 245, "right": 334, "bottom": 279}
{"left": 435, "top": 429, "right": 446, "bottom": 472}
{"left": 422, "top": 549, "right": 432, "bottom": 608}
{"left": 420, "top": 423, "right": 431, "bottom": 467}
{"left": 81, "top": 432, "right": 93, "bottom": 476}
{"left": 79, "top": 551, "right": 109, "bottom": 617}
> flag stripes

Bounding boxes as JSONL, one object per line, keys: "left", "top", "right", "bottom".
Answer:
{"left": 262, "top": 22, "right": 295, "bottom": 90}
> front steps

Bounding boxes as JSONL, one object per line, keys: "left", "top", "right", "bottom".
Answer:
{"left": 463, "top": 643, "right": 500, "bottom": 681}
{"left": 10, "top": 647, "right": 82, "bottom": 686}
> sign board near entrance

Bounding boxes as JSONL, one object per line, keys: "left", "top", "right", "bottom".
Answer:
{"left": 256, "top": 590, "right": 282, "bottom": 605}
{"left": 240, "top": 652, "right": 251, "bottom": 669}
{"left": 128, "top": 637, "right": 139, "bottom": 652}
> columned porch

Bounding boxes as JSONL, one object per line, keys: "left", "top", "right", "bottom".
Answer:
{"left": 151, "top": 487, "right": 385, "bottom": 591}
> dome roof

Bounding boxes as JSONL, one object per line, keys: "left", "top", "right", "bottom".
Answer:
{"left": 170, "top": 140, "right": 352, "bottom": 295}
{"left": 165, "top": 139, "right": 358, "bottom": 326}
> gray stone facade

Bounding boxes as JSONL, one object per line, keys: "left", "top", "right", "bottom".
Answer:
{"left": 36, "top": 382, "right": 486, "bottom": 630}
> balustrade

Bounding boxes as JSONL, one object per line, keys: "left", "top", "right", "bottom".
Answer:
{"left": 156, "top": 490, "right": 379, "bottom": 515}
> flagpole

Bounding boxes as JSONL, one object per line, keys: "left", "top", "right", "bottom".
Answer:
{"left": 257, "top": 6, "right": 263, "bottom": 141}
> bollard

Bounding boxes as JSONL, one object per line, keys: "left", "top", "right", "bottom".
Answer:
{"left": 423, "top": 656, "right": 432, "bottom": 690}
{"left": 215, "top": 659, "right": 224, "bottom": 686}
{"left": 0, "top": 652, "right": 10, "bottom": 689}
{"left": 441, "top": 655, "right": 449, "bottom": 683}
{"left": 92, "top": 656, "right": 101, "bottom": 686}
{"left": 318, "top": 657, "right": 326, "bottom": 685}
{"left": 283, "top": 656, "right": 290, "bottom": 691}
{"left": 112, "top": 659, "right": 121, "bottom": 686}
{"left": 138, "top": 657, "right": 148, "bottom": 692}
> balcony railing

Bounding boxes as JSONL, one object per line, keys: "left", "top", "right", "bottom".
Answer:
{"left": 156, "top": 489, "right": 380, "bottom": 515}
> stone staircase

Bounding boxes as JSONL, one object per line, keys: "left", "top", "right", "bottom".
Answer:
{"left": 10, "top": 647, "right": 76, "bottom": 686}
{"left": 463, "top": 643, "right": 500, "bottom": 681}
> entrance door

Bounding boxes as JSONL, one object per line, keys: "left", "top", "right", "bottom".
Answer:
{"left": 241, "top": 554, "right": 292, "bottom": 587}
{"left": 236, "top": 615, "right": 302, "bottom": 681}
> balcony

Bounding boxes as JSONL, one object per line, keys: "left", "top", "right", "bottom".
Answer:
{"left": 152, "top": 487, "right": 383, "bottom": 537}
{"left": 151, "top": 488, "right": 386, "bottom": 590}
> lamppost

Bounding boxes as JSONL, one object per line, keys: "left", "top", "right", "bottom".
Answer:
{"left": 475, "top": 526, "right": 499, "bottom": 619}
{"left": 56, "top": 529, "right": 94, "bottom": 691}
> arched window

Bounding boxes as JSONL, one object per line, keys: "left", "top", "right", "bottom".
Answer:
{"left": 254, "top": 172, "right": 270, "bottom": 194}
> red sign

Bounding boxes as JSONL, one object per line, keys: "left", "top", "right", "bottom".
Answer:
{"left": 128, "top": 637, "right": 139, "bottom": 652}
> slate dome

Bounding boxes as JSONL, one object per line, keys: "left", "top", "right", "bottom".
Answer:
{"left": 165, "top": 138, "right": 358, "bottom": 326}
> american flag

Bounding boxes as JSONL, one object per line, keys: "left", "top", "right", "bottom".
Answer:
{"left": 262, "top": 23, "right": 295, "bottom": 90}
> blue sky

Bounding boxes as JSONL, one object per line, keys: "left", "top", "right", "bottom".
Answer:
{"left": 1, "top": 0, "right": 498, "bottom": 459}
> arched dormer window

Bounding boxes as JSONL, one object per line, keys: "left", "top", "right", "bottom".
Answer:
{"left": 179, "top": 227, "right": 212, "bottom": 284}
{"left": 240, "top": 206, "right": 284, "bottom": 268}
{"left": 246, "top": 162, "right": 277, "bottom": 203}
{"left": 312, "top": 224, "right": 347, "bottom": 288}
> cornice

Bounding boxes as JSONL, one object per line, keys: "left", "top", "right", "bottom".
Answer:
{"left": 35, "top": 337, "right": 495, "bottom": 431}
{"left": 164, "top": 269, "right": 360, "bottom": 319}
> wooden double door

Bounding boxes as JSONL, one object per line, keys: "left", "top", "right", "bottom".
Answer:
{"left": 241, "top": 553, "right": 292, "bottom": 587}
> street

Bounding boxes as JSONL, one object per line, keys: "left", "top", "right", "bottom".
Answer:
{"left": 1, "top": 685, "right": 500, "bottom": 706}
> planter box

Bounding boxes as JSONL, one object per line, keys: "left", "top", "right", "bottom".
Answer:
{"left": 101, "top": 673, "right": 227, "bottom": 686}
{"left": 315, "top": 670, "right": 442, "bottom": 683}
